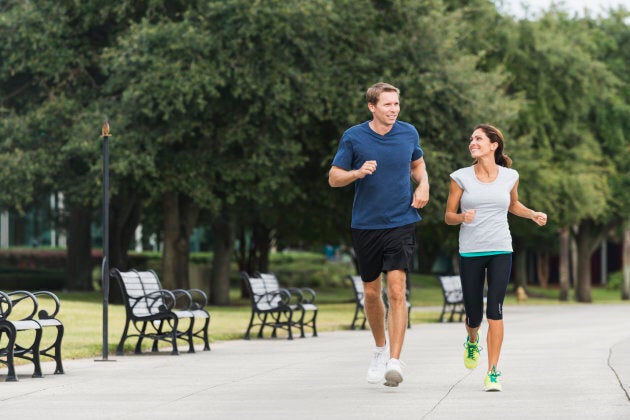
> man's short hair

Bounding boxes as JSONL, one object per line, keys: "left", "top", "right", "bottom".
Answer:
{"left": 366, "top": 82, "right": 400, "bottom": 105}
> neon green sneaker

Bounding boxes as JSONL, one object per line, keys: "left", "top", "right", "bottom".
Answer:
{"left": 484, "top": 366, "right": 502, "bottom": 392}
{"left": 463, "top": 332, "right": 481, "bottom": 369}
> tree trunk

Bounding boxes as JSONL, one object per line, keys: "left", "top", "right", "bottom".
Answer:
{"left": 236, "top": 227, "right": 250, "bottom": 299}
{"left": 162, "top": 191, "right": 199, "bottom": 289}
{"left": 623, "top": 225, "right": 630, "bottom": 300}
{"left": 66, "top": 204, "right": 94, "bottom": 291}
{"left": 513, "top": 248, "right": 527, "bottom": 288}
{"left": 108, "top": 186, "right": 143, "bottom": 303}
{"left": 575, "top": 242, "right": 593, "bottom": 303}
{"left": 109, "top": 186, "right": 142, "bottom": 272}
{"left": 235, "top": 227, "right": 247, "bottom": 272}
{"left": 536, "top": 252, "right": 550, "bottom": 288}
{"left": 558, "top": 228, "right": 570, "bottom": 301}
{"left": 210, "top": 207, "right": 236, "bottom": 305}
{"left": 574, "top": 220, "right": 604, "bottom": 303}
{"left": 251, "top": 223, "right": 271, "bottom": 273}
{"left": 570, "top": 227, "right": 578, "bottom": 291}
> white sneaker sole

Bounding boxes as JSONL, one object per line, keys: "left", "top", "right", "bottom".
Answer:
{"left": 384, "top": 369, "right": 403, "bottom": 387}
{"left": 367, "top": 374, "right": 384, "bottom": 384}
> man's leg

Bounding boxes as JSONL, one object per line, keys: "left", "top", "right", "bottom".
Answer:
{"left": 383, "top": 269, "right": 407, "bottom": 387}
{"left": 363, "top": 277, "right": 389, "bottom": 384}
{"left": 363, "top": 278, "right": 386, "bottom": 347}
{"left": 385, "top": 269, "right": 407, "bottom": 359}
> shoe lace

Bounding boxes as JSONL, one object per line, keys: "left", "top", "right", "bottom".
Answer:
{"left": 488, "top": 368, "right": 501, "bottom": 383}
{"left": 464, "top": 341, "right": 481, "bottom": 359}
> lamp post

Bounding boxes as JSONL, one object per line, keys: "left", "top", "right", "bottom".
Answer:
{"left": 99, "top": 120, "right": 112, "bottom": 361}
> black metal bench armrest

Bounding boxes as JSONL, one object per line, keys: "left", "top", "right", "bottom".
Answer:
{"left": 0, "top": 290, "right": 12, "bottom": 319}
{"left": 171, "top": 288, "right": 194, "bottom": 310}
{"left": 297, "top": 287, "right": 317, "bottom": 304}
{"left": 287, "top": 287, "right": 305, "bottom": 305}
{"left": 129, "top": 289, "right": 177, "bottom": 313}
{"left": 188, "top": 288, "right": 208, "bottom": 310}
{"left": 254, "top": 288, "right": 292, "bottom": 308}
{"left": 6, "top": 290, "right": 39, "bottom": 320}
{"left": 33, "top": 290, "right": 61, "bottom": 319}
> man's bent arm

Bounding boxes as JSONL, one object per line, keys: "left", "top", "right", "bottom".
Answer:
{"left": 328, "top": 166, "right": 360, "bottom": 187}
{"left": 410, "top": 157, "right": 429, "bottom": 208}
{"left": 329, "top": 162, "right": 376, "bottom": 187}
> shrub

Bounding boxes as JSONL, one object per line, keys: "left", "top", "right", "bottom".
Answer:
{"left": 607, "top": 271, "right": 622, "bottom": 291}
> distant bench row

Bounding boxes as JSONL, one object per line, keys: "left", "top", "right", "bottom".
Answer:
{"left": 1, "top": 270, "right": 463, "bottom": 381}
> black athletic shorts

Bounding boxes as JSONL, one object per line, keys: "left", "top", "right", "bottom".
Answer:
{"left": 351, "top": 223, "right": 416, "bottom": 283}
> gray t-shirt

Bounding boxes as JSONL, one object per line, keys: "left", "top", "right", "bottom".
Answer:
{"left": 450, "top": 165, "right": 519, "bottom": 254}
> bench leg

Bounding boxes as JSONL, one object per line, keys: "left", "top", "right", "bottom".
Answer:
{"left": 31, "top": 328, "right": 43, "bottom": 378}
{"left": 439, "top": 304, "right": 447, "bottom": 323}
{"left": 152, "top": 320, "right": 164, "bottom": 353}
{"left": 185, "top": 318, "right": 195, "bottom": 354}
{"left": 136, "top": 322, "right": 148, "bottom": 354}
{"left": 296, "top": 308, "right": 306, "bottom": 338}
{"left": 169, "top": 318, "right": 179, "bottom": 355}
{"left": 116, "top": 320, "right": 131, "bottom": 355}
{"left": 2, "top": 325, "right": 18, "bottom": 382}
{"left": 244, "top": 312, "right": 256, "bottom": 340}
{"left": 53, "top": 324, "right": 65, "bottom": 374}
{"left": 449, "top": 305, "right": 456, "bottom": 322}
{"left": 199, "top": 315, "right": 211, "bottom": 350}
{"left": 260, "top": 313, "right": 269, "bottom": 338}
{"left": 285, "top": 309, "right": 294, "bottom": 340}
{"left": 350, "top": 305, "right": 361, "bottom": 330}
{"left": 309, "top": 310, "right": 318, "bottom": 337}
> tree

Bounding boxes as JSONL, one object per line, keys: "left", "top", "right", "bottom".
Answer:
{"left": 500, "top": 12, "right": 617, "bottom": 301}
{"left": 0, "top": 1, "right": 112, "bottom": 289}
{"left": 589, "top": 10, "right": 630, "bottom": 299}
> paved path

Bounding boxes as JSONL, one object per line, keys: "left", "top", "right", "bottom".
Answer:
{"left": 2, "top": 304, "right": 630, "bottom": 419}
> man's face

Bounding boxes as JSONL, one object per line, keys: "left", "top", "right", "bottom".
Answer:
{"left": 369, "top": 91, "right": 400, "bottom": 126}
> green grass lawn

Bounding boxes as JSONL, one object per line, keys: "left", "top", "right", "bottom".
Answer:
{"left": 6, "top": 271, "right": 629, "bottom": 363}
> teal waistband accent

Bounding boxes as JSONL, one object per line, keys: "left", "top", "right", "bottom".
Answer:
{"left": 460, "top": 251, "right": 512, "bottom": 257}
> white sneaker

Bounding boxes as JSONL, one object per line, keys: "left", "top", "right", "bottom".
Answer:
{"left": 384, "top": 358, "right": 403, "bottom": 387}
{"left": 366, "top": 346, "right": 389, "bottom": 384}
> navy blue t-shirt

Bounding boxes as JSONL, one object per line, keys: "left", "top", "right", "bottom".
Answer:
{"left": 331, "top": 120, "right": 424, "bottom": 229}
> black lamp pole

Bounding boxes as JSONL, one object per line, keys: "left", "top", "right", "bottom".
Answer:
{"left": 100, "top": 120, "right": 111, "bottom": 361}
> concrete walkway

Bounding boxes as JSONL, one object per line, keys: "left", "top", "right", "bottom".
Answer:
{"left": 2, "top": 304, "right": 630, "bottom": 419}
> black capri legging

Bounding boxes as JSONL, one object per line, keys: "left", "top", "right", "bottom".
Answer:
{"left": 459, "top": 253, "right": 512, "bottom": 328}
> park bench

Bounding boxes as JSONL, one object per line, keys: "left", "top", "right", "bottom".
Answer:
{"left": 0, "top": 289, "right": 64, "bottom": 381}
{"left": 135, "top": 270, "right": 211, "bottom": 351}
{"left": 347, "top": 275, "right": 411, "bottom": 330}
{"left": 241, "top": 272, "right": 296, "bottom": 340}
{"left": 256, "top": 272, "right": 318, "bottom": 338}
{"left": 437, "top": 275, "right": 465, "bottom": 322}
{"left": 111, "top": 268, "right": 211, "bottom": 355}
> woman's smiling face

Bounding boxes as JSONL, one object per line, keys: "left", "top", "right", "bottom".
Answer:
{"left": 469, "top": 128, "right": 496, "bottom": 159}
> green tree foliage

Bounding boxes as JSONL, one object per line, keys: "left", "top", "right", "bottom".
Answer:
{"left": 498, "top": 11, "right": 627, "bottom": 301}
{"left": 0, "top": 1, "right": 119, "bottom": 289}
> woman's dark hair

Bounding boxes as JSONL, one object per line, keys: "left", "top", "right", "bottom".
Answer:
{"left": 474, "top": 123, "right": 512, "bottom": 168}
